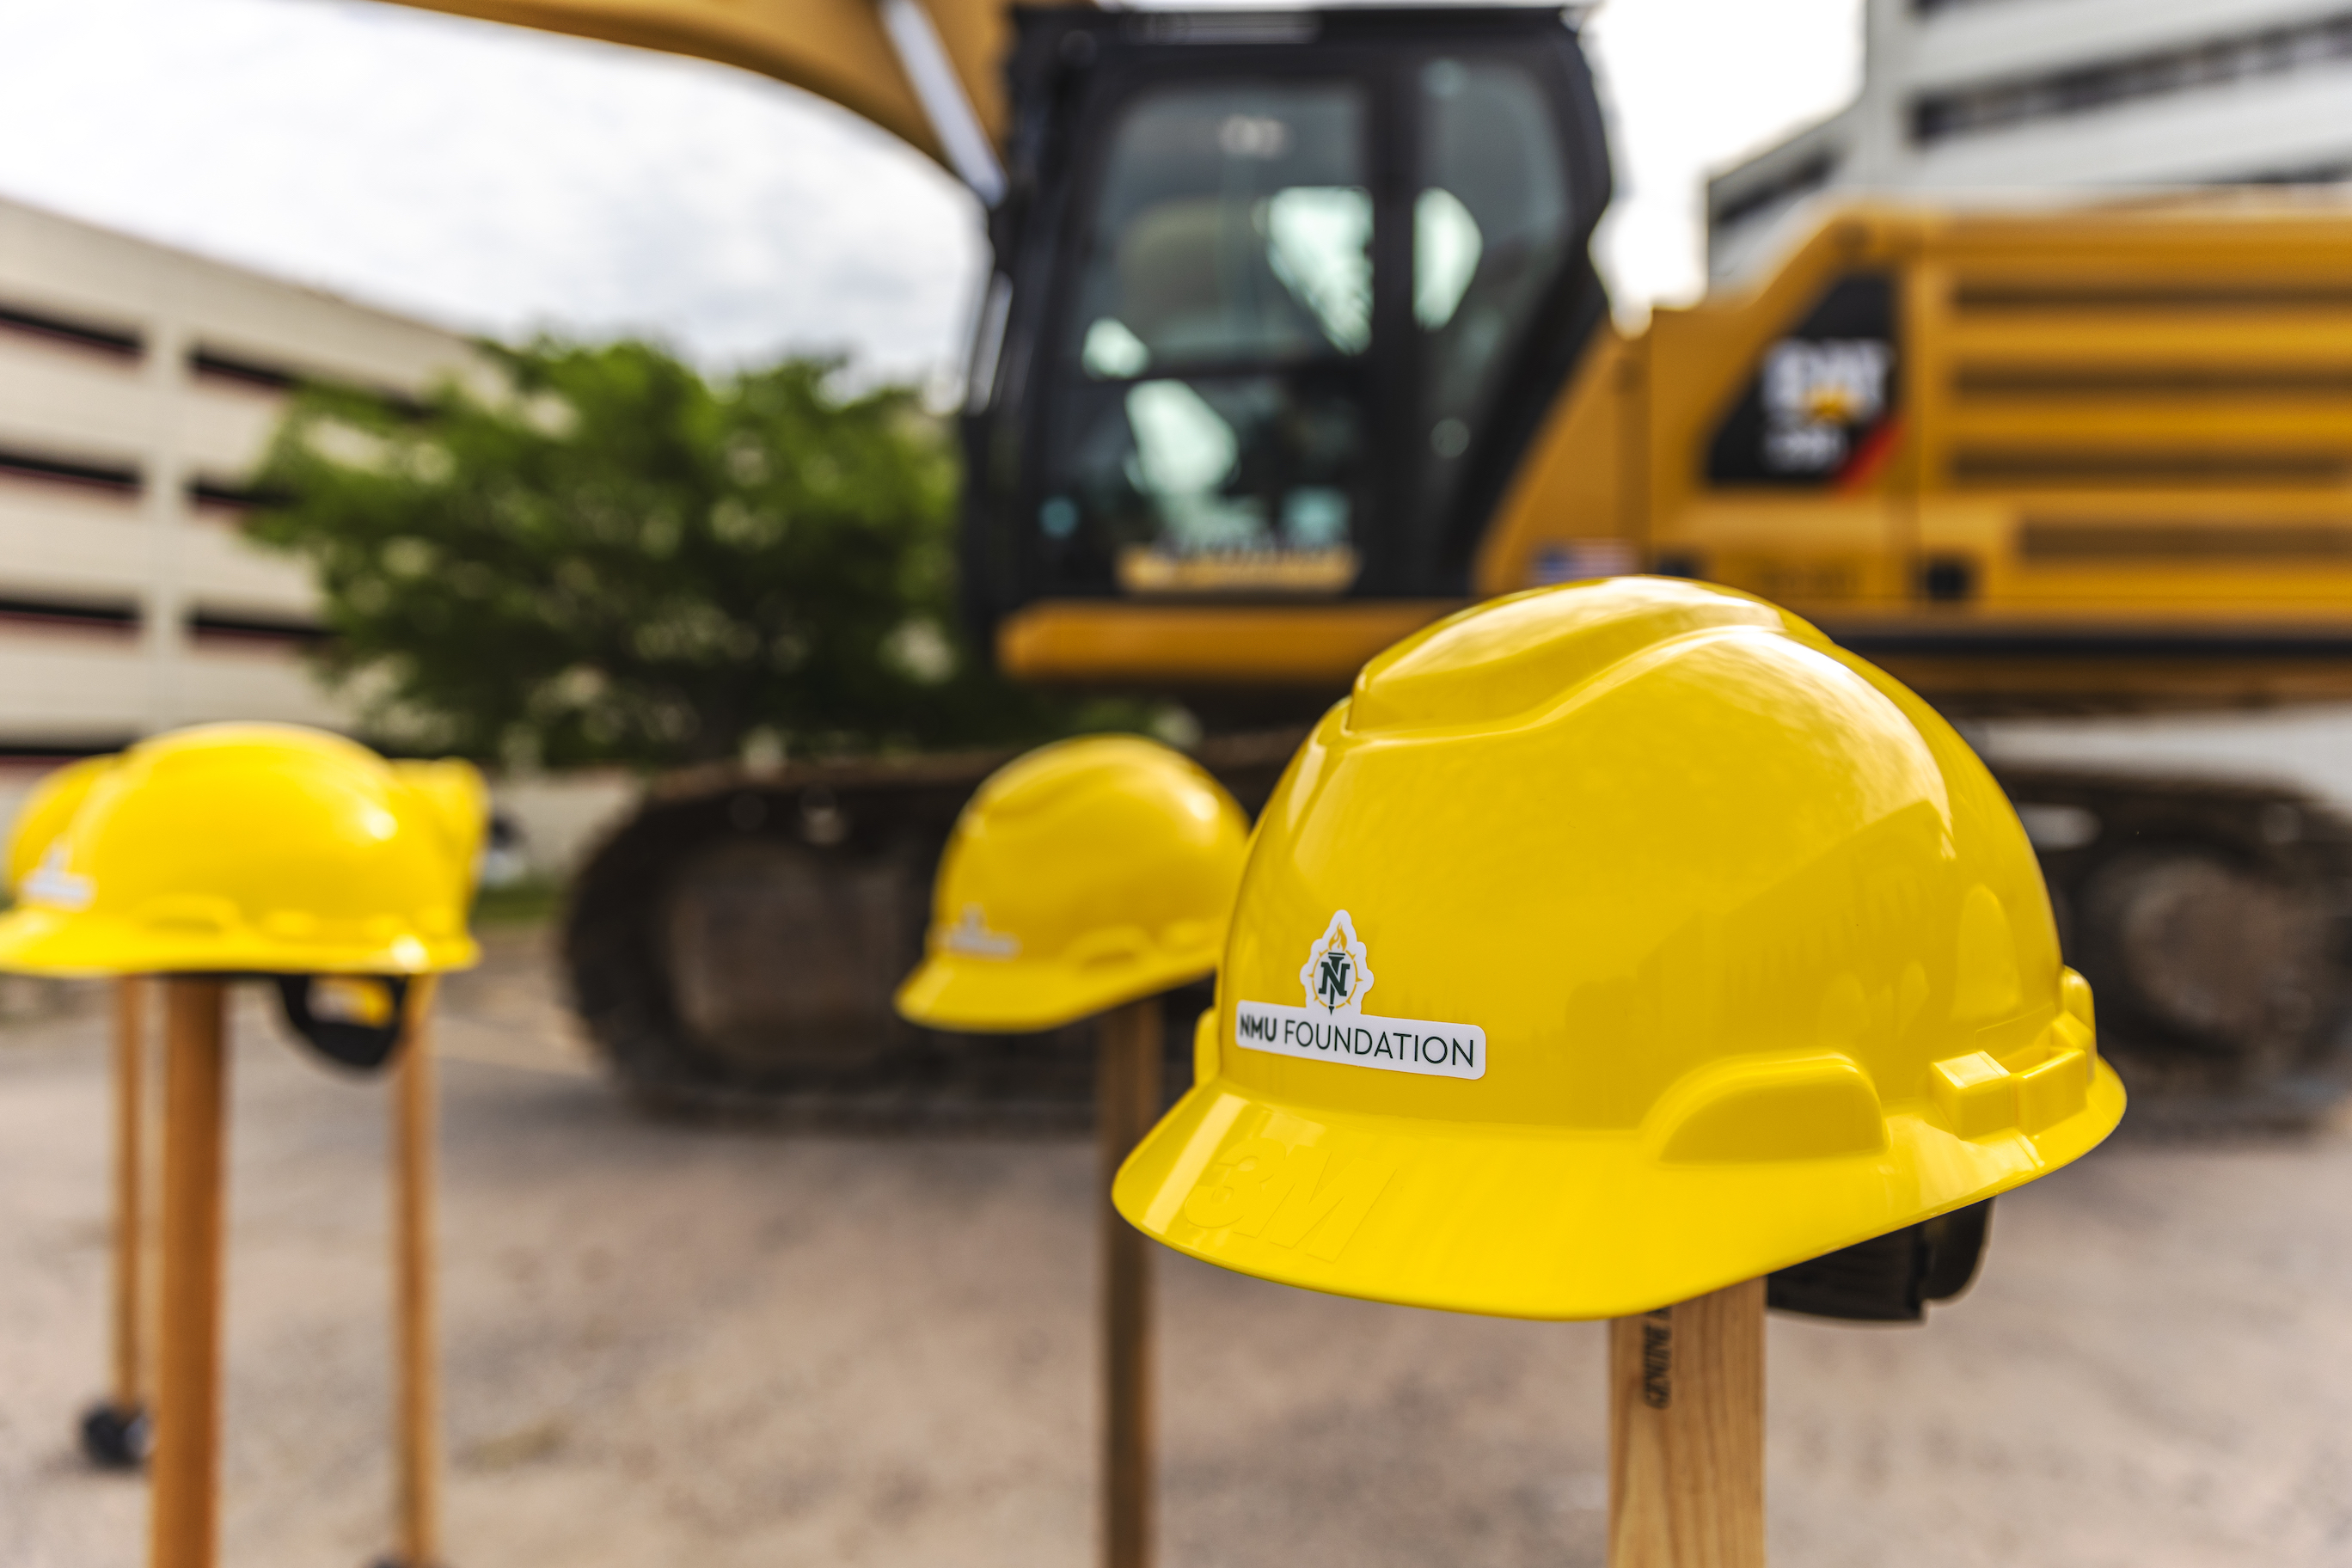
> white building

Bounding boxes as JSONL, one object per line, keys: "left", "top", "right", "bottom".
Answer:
{"left": 1709, "top": 0, "right": 2352, "bottom": 281}
{"left": 0, "top": 194, "right": 470, "bottom": 756}
{"left": 0, "top": 198, "right": 641, "bottom": 875}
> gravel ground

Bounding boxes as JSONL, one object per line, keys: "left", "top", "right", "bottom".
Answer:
{"left": 6, "top": 931, "right": 2352, "bottom": 1567}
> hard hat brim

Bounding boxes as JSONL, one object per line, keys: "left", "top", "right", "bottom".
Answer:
{"left": 1113, "top": 1059, "right": 2125, "bottom": 1320}
{"left": 0, "top": 906, "right": 480, "bottom": 978}
{"left": 896, "top": 946, "right": 1215, "bottom": 1033}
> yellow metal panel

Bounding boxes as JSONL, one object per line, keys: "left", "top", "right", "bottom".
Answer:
{"left": 1947, "top": 316, "right": 2352, "bottom": 364}
{"left": 1604, "top": 200, "right": 2352, "bottom": 712}
{"left": 1857, "top": 652, "right": 2352, "bottom": 712}
{"left": 2006, "top": 568, "right": 2352, "bottom": 609}
{"left": 1823, "top": 601, "right": 2352, "bottom": 629}
{"left": 1664, "top": 499, "right": 1897, "bottom": 552}
{"left": 997, "top": 601, "right": 1460, "bottom": 686}
{"left": 1668, "top": 498, "right": 1907, "bottom": 609}
{"left": 1947, "top": 404, "right": 2352, "bottom": 446}
{"left": 1472, "top": 328, "right": 1636, "bottom": 597}
{"left": 1896, "top": 251, "right": 1949, "bottom": 603}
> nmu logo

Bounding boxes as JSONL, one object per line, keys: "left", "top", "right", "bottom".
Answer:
{"left": 1298, "top": 910, "right": 1375, "bottom": 1016}
{"left": 1314, "top": 951, "right": 1353, "bottom": 1009}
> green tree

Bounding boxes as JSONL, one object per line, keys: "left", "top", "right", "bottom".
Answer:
{"left": 248, "top": 338, "right": 1098, "bottom": 767}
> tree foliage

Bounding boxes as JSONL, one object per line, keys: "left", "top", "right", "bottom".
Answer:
{"left": 249, "top": 339, "right": 1103, "bottom": 768}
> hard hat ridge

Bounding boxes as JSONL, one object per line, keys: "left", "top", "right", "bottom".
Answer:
{"left": 1343, "top": 575, "right": 1823, "bottom": 737}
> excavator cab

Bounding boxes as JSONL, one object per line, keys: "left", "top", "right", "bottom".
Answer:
{"left": 961, "top": 7, "right": 1612, "bottom": 688}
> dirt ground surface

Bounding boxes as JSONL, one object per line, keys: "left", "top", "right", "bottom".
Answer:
{"left": 7, "top": 930, "right": 2352, "bottom": 1568}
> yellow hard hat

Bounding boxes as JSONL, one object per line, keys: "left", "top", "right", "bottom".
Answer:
{"left": 5, "top": 754, "right": 114, "bottom": 894}
{"left": 1113, "top": 579, "right": 2124, "bottom": 1320}
{"left": 391, "top": 758, "right": 492, "bottom": 894}
{"left": 0, "top": 724, "right": 482, "bottom": 977}
{"left": 896, "top": 735, "right": 1251, "bottom": 1032}
{"left": 271, "top": 758, "right": 489, "bottom": 1069}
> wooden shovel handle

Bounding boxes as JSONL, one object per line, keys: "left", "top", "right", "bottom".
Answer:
{"left": 1608, "top": 1277, "right": 1766, "bottom": 1568}
{"left": 392, "top": 977, "right": 443, "bottom": 1568}
{"left": 1098, "top": 1000, "right": 1162, "bottom": 1568}
{"left": 151, "top": 978, "right": 230, "bottom": 1568}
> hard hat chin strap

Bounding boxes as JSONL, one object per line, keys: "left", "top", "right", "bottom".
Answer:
{"left": 1766, "top": 1201, "right": 1992, "bottom": 1323}
{"left": 274, "top": 975, "right": 413, "bottom": 1073}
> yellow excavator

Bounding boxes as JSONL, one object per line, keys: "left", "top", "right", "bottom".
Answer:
{"left": 388, "top": 0, "right": 2352, "bottom": 1124}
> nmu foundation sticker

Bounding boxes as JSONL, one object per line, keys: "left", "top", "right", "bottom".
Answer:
{"left": 1233, "top": 910, "right": 1486, "bottom": 1081}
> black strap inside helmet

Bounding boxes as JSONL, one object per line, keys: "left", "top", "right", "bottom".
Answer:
{"left": 1766, "top": 1200, "right": 1993, "bottom": 1323}
{"left": 275, "top": 974, "right": 413, "bottom": 1072}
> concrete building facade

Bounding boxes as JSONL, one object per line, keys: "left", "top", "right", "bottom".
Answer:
{"left": 1709, "top": 0, "right": 2352, "bottom": 280}
{"left": 0, "top": 197, "right": 643, "bottom": 876}
{"left": 0, "top": 194, "right": 470, "bottom": 754}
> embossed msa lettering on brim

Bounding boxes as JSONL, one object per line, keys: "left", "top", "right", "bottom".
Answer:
{"left": 1179, "top": 1133, "right": 1398, "bottom": 1261}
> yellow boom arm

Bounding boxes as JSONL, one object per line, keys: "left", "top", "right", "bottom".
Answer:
{"left": 392, "top": 0, "right": 1054, "bottom": 180}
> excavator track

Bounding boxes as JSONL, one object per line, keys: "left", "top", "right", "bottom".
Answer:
{"left": 1996, "top": 766, "right": 2352, "bottom": 1133}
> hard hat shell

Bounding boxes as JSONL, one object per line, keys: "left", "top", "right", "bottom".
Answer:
{"left": 1113, "top": 579, "right": 2123, "bottom": 1320}
{"left": 5, "top": 754, "right": 115, "bottom": 893}
{"left": 390, "top": 758, "right": 492, "bottom": 895}
{"left": 269, "top": 761, "right": 487, "bottom": 1069}
{"left": 897, "top": 735, "right": 1251, "bottom": 1032}
{"left": 0, "top": 724, "right": 482, "bottom": 977}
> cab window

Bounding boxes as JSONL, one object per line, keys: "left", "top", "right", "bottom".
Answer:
{"left": 1413, "top": 58, "right": 1573, "bottom": 533}
{"left": 1035, "top": 79, "right": 1375, "bottom": 598}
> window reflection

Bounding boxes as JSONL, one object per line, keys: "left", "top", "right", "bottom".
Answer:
{"left": 1263, "top": 187, "right": 1372, "bottom": 352}
{"left": 1414, "top": 188, "right": 1482, "bottom": 331}
{"left": 1082, "top": 318, "right": 1151, "bottom": 379}
{"left": 1042, "top": 372, "right": 1365, "bottom": 596}
{"left": 1043, "top": 80, "right": 1374, "bottom": 597}
{"left": 1074, "top": 84, "right": 1369, "bottom": 378}
{"left": 1417, "top": 58, "right": 1571, "bottom": 522}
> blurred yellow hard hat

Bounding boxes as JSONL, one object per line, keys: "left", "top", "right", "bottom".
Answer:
{"left": 1113, "top": 578, "right": 2124, "bottom": 1320}
{"left": 897, "top": 735, "right": 1251, "bottom": 1032}
{"left": 5, "top": 754, "right": 114, "bottom": 894}
{"left": 0, "top": 724, "right": 483, "bottom": 977}
{"left": 391, "top": 758, "right": 492, "bottom": 894}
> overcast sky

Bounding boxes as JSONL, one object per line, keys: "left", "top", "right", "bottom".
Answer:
{"left": 0, "top": 0, "right": 1861, "bottom": 382}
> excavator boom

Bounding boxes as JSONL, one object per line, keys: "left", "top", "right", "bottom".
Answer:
{"left": 390, "top": 0, "right": 1044, "bottom": 185}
